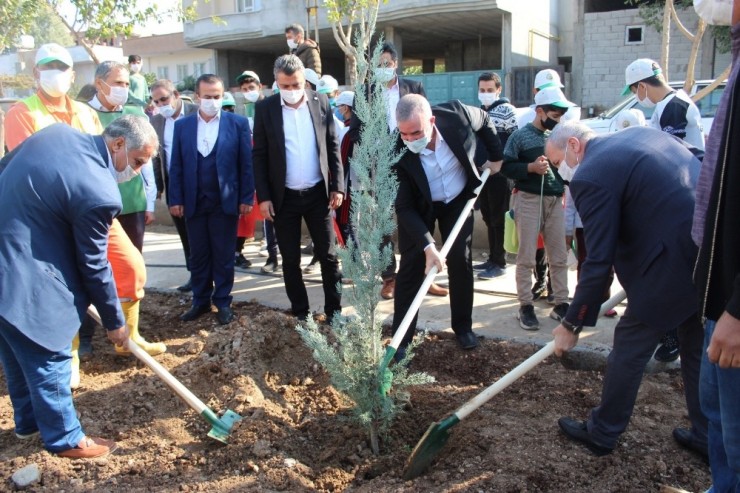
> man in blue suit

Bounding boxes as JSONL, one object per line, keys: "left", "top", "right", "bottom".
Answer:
{"left": 168, "top": 74, "right": 254, "bottom": 325}
{"left": 0, "top": 116, "right": 158, "bottom": 458}
{"left": 544, "top": 122, "right": 707, "bottom": 459}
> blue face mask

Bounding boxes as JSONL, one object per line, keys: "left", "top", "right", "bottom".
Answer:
{"left": 333, "top": 107, "right": 344, "bottom": 121}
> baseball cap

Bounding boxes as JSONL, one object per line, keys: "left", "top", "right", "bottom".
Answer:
{"left": 304, "top": 68, "right": 320, "bottom": 87}
{"left": 613, "top": 108, "right": 647, "bottom": 131}
{"left": 622, "top": 58, "right": 662, "bottom": 95}
{"left": 534, "top": 69, "right": 564, "bottom": 90}
{"left": 317, "top": 75, "right": 339, "bottom": 94}
{"left": 335, "top": 91, "right": 354, "bottom": 107}
{"left": 236, "top": 70, "right": 260, "bottom": 85}
{"left": 534, "top": 86, "right": 574, "bottom": 108}
{"left": 35, "top": 43, "right": 73, "bottom": 69}
{"left": 222, "top": 91, "right": 236, "bottom": 107}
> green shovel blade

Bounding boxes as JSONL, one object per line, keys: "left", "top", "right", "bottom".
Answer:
{"left": 403, "top": 415, "right": 460, "bottom": 480}
{"left": 203, "top": 408, "right": 242, "bottom": 444}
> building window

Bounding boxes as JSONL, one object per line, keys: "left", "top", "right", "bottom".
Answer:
{"left": 625, "top": 25, "right": 644, "bottom": 45}
{"left": 193, "top": 62, "right": 207, "bottom": 77}
{"left": 157, "top": 66, "right": 169, "bottom": 79}
{"left": 177, "top": 64, "right": 189, "bottom": 82}
{"left": 236, "top": 0, "right": 254, "bottom": 12}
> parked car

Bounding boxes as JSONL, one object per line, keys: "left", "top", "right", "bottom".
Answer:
{"left": 582, "top": 80, "right": 726, "bottom": 136}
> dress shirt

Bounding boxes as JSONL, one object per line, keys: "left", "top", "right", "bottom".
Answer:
{"left": 385, "top": 79, "right": 400, "bottom": 131}
{"left": 197, "top": 110, "right": 221, "bottom": 157}
{"left": 281, "top": 94, "right": 322, "bottom": 190}
{"left": 164, "top": 105, "right": 187, "bottom": 171}
{"left": 88, "top": 95, "right": 122, "bottom": 112}
{"left": 419, "top": 126, "right": 466, "bottom": 204}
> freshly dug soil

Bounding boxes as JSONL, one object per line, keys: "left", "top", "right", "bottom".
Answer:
{"left": 0, "top": 292, "right": 710, "bottom": 492}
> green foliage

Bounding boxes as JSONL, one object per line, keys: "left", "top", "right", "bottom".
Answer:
{"left": 0, "top": 0, "right": 40, "bottom": 53}
{"left": 143, "top": 72, "right": 158, "bottom": 87}
{"left": 176, "top": 75, "right": 196, "bottom": 92}
{"left": 26, "top": 3, "right": 74, "bottom": 47}
{"left": 324, "top": 0, "right": 388, "bottom": 24}
{"left": 296, "top": 37, "right": 434, "bottom": 453}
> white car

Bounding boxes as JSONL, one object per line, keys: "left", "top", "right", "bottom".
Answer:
{"left": 582, "top": 80, "right": 726, "bottom": 136}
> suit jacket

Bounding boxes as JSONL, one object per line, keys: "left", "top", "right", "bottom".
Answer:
{"left": 150, "top": 101, "right": 198, "bottom": 198}
{"left": 567, "top": 127, "right": 701, "bottom": 330}
{"left": 394, "top": 100, "right": 503, "bottom": 254}
{"left": 168, "top": 110, "right": 254, "bottom": 219}
{"left": 252, "top": 90, "right": 344, "bottom": 213}
{"left": 0, "top": 124, "right": 125, "bottom": 351}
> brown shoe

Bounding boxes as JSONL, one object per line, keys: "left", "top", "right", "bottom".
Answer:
{"left": 427, "top": 282, "right": 449, "bottom": 297}
{"left": 380, "top": 279, "right": 395, "bottom": 299}
{"left": 57, "top": 436, "right": 118, "bottom": 459}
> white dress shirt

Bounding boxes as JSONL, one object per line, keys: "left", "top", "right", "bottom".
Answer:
{"left": 88, "top": 95, "right": 122, "bottom": 112}
{"left": 281, "top": 94, "right": 322, "bottom": 190}
{"left": 419, "top": 126, "right": 466, "bottom": 204}
{"left": 385, "top": 79, "right": 401, "bottom": 131}
{"left": 164, "top": 104, "right": 187, "bottom": 171}
{"left": 197, "top": 110, "right": 220, "bottom": 157}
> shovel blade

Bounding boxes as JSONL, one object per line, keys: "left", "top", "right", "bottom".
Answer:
{"left": 403, "top": 415, "right": 458, "bottom": 480}
{"left": 206, "top": 409, "right": 242, "bottom": 444}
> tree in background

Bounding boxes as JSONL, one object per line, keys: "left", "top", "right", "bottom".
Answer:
{"left": 26, "top": 3, "right": 74, "bottom": 48}
{"left": 0, "top": 0, "right": 37, "bottom": 54}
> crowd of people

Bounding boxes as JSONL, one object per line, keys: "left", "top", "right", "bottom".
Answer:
{"left": 0, "top": 5, "right": 738, "bottom": 490}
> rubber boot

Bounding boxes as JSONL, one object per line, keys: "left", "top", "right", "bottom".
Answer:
{"left": 71, "top": 333, "right": 81, "bottom": 390}
{"left": 115, "top": 300, "right": 167, "bottom": 356}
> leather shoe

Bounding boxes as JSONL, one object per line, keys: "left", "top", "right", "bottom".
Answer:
{"left": 380, "top": 279, "right": 395, "bottom": 300}
{"left": 180, "top": 304, "right": 211, "bottom": 322}
{"left": 427, "top": 282, "right": 449, "bottom": 297}
{"left": 217, "top": 306, "right": 234, "bottom": 325}
{"left": 672, "top": 427, "right": 708, "bottom": 461}
{"left": 57, "top": 436, "right": 118, "bottom": 459}
{"left": 558, "top": 417, "right": 614, "bottom": 456}
{"left": 456, "top": 331, "right": 479, "bottom": 350}
{"left": 177, "top": 279, "right": 192, "bottom": 292}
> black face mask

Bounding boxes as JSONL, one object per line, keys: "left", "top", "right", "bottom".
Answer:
{"left": 541, "top": 117, "right": 558, "bottom": 131}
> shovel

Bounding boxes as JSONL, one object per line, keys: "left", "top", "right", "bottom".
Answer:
{"left": 378, "top": 168, "right": 492, "bottom": 394}
{"left": 403, "top": 289, "right": 627, "bottom": 479}
{"left": 87, "top": 306, "right": 242, "bottom": 444}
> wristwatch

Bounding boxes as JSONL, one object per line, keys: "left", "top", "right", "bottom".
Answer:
{"left": 561, "top": 319, "right": 583, "bottom": 335}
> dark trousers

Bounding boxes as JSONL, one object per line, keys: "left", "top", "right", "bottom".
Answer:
{"left": 588, "top": 312, "right": 707, "bottom": 448}
{"left": 381, "top": 234, "right": 398, "bottom": 281}
{"left": 392, "top": 193, "right": 474, "bottom": 346}
{"left": 172, "top": 213, "right": 191, "bottom": 271}
{"left": 117, "top": 211, "right": 146, "bottom": 253}
{"left": 273, "top": 184, "right": 341, "bottom": 319}
{"left": 479, "top": 173, "right": 510, "bottom": 268}
{"left": 185, "top": 201, "right": 238, "bottom": 309}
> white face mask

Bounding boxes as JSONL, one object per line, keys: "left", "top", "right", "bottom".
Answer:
{"left": 478, "top": 92, "right": 498, "bottom": 107}
{"left": 103, "top": 81, "right": 129, "bottom": 107}
{"left": 635, "top": 84, "right": 656, "bottom": 109}
{"left": 114, "top": 146, "right": 139, "bottom": 183}
{"left": 693, "top": 0, "right": 732, "bottom": 25}
{"left": 243, "top": 90, "right": 260, "bottom": 103}
{"left": 558, "top": 145, "right": 579, "bottom": 182}
{"left": 374, "top": 67, "right": 396, "bottom": 84}
{"left": 287, "top": 39, "right": 298, "bottom": 50}
{"left": 158, "top": 103, "right": 176, "bottom": 118}
{"left": 39, "top": 69, "right": 73, "bottom": 98}
{"left": 281, "top": 89, "right": 304, "bottom": 105}
{"left": 129, "top": 63, "right": 142, "bottom": 73}
{"left": 200, "top": 98, "right": 222, "bottom": 116}
{"left": 403, "top": 125, "right": 432, "bottom": 154}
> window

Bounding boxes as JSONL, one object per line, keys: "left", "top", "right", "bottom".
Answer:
{"left": 177, "top": 64, "right": 189, "bottom": 82}
{"left": 157, "top": 66, "right": 169, "bottom": 79}
{"left": 236, "top": 0, "right": 254, "bottom": 12}
{"left": 625, "top": 25, "right": 644, "bottom": 45}
{"left": 193, "top": 62, "right": 207, "bottom": 77}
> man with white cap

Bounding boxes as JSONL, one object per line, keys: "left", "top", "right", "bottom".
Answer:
{"left": 516, "top": 68, "right": 581, "bottom": 128}
{"left": 500, "top": 86, "right": 575, "bottom": 331}
{"left": 610, "top": 108, "right": 647, "bottom": 132}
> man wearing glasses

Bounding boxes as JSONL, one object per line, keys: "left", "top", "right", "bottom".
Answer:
{"left": 149, "top": 79, "right": 198, "bottom": 292}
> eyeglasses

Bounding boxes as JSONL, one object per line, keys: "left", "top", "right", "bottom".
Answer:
{"left": 152, "top": 94, "right": 172, "bottom": 104}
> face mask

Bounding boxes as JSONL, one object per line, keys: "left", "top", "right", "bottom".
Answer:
{"left": 200, "top": 98, "right": 222, "bottom": 116}
{"left": 39, "top": 69, "right": 72, "bottom": 98}
{"left": 478, "top": 92, "right": 497, "bottom": 107}
{"left": 243, "top": 90, "right": 260, "bottom": 103}
{"left": 635, "top": 84, "right": 656, "bottom": 109}
{"left": 374, "top": 67, "right": 395, "bottom": 84}
{"left": 281, "top": 89, "right": 304, "bottom": 105}
{"left": 334, "top": 107, "right": 345, "bottom": 122}
{"left": 403, "top": 125, "right": 431, "bottom": 154}
{"left": 129, "top": 63, "right": 142, "bottom": 73}
{"left": 328, "top": 97, "right": 336, "bottom": 108}
{"left": 541, "top": 116, "right": 558, "bottom": 131}
{"left": 558, "top": 145, "right": 579, "bottom": 182}
{"left": 287, "top": 39, "right": 298, "bottom": 50}
{"left": 114, "top": 146, "right": 139, "bottom": 183}
{"left": 102, "top": 81, "right": 129, "bottom": 107}
{"left": 158, "top": 103, "right": 176, "bottom": 118}
{"left": 693, "top": 0, "right": 732, "bottom": 25}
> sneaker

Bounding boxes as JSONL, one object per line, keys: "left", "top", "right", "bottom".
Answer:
{"left": 477, "top": 265, "right": 505, "bottom": 280}
{"left": 532, "top": 284, "right": 547, "bottom": 301}
{"left": 301, "top": 243, "right": 314, "bottom": 255}
{"left": 258, "top": 244, "right": 270, "bottom": 257}
{"left": 473, "top": 260, "right": 493, "bottom": 271}
{"left": 517, "top": 305, "right": 539, "bottom": 330}
{"left": 235, "top": 254, "right": 252, "bottom": 270}
{"left": 549, "top": 302, "right": 569, "bottom": 322}
{"left": 15, "top": 430, "right": 40, "bottom": 440}
{"left": 261, "top": 257, "right": 279, "bottom": 273}
{"left": 56, "top": 436, "right": 118, "bottom": 459}
{"left": 546, "top": 293, "right": 556, "bottom": 305}
{"left": 654, "top": 330, "right": 680, "bottom": 362}
{"left": 303, "top": 257, "right": 320, "bottom": 274}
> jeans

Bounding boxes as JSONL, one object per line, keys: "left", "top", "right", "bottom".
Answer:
{"left": 0, "top": 316, "right": 84, "bottom": 453}
{"left": 701, "top": 319, "right": 740, "bottom": 493}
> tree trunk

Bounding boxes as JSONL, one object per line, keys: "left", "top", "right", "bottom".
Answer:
{"left": 661, "top": 0, "right": 673, "bottom": 81}
{"left": 369, "top": 422, "right": 380, "bottom": 455}
{"left": 684, "top": 19, "right": 706, "bottom": 93}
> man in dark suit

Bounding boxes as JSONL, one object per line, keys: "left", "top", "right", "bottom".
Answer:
{"left": 0, "top": 116, "right": 157, "bottom": 458}
{"left": 252, "top": 54, "right": 344, "bottom": 322}
{"left": 545, "top": 122, "right": 707, "bottom": 458}
{"left": 149, "top": 79, "right": 198, "bottom": 292}
{"left": 168, "top": 74, "right": 254, "bottom": 325}
{"left": 391, "top": 94, "right": 503, "bottom": 359}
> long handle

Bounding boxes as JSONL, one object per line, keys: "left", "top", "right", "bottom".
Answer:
{"left": 387, "top": 168, "right": 491, "bottom": 353}
{"left": 454, "top": 289, "right": 626, "bottom": 421}
{"left": 87, "top": 306, "right": 208, "bottom": 415}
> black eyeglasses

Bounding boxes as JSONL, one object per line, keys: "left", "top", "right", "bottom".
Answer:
{"left": 152, "top": 94, "right": 172, "bottom": 104}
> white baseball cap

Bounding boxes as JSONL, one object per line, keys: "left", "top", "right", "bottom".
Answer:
{"left": 613, "top": 108, "right": 647, "bottom": 131}
{"left": 35, "top": 43, "right": 73, "bottom": 69}
{"left": 534, "top": 86, "right": 574, "bottom": 108}
{"left": 622, "top": 58, "right": 662, "bottom": 95}
{"left": 335, "top": 91, "right": 354, "bottom": 107}
{"left": 317, "top": 75, "right": 339, "bottom": 94}
{"left": 304, "top": 68, "right": 320, "bottom": 87}
{"left": 534, "top": 69, "right": 564, "bottom": 90}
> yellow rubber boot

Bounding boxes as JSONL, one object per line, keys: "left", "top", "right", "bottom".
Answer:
{"left": 71, "top": 333, "right": 80, "bottom": 390}
{"left": 115, "top": 300, "right": 167, "bottom": 356}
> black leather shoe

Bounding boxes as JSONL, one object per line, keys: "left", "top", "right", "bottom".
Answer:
{"left": 654, "top": 331, "right": 680, "bottom": 362}
{"left": 558, "top": 417, "right": 614, "bottom": 456}
{"left": 180, "top": 304, "right": 211, "bottom": 322}
{"left": 456, "top": 331, "right": 479, "bottom": 350}
{"left": 217, "top": 307, "right": 234, "bottom": 325}
{"left": 673, "top": 427, "right": 708, "bottom": 461}
{"left": 177, "top": 279, "right": 192, "bottom": 292}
